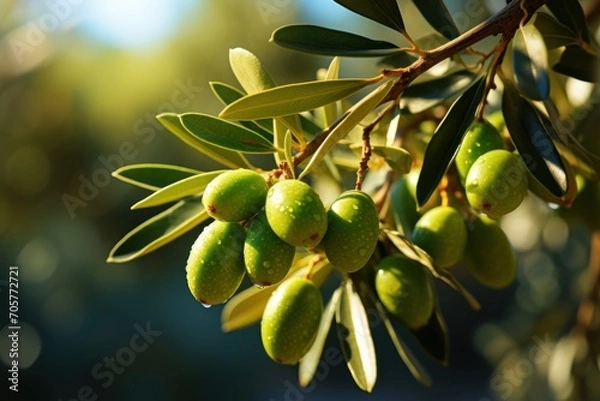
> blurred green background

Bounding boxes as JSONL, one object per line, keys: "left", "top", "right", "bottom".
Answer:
{"left": 0, "top": 1, "right": 597, "bottom": 400}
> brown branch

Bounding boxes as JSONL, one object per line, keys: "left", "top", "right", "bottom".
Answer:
{"left": 292, "top": 0, "right": 547, "bottom": 170}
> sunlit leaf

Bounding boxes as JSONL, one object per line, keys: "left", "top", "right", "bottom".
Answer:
{"left": 156, "top": 113, "right": 252, "bottom": 169}
{"left": 180, "top": 113, "right": 276, "bottom": 153}
{"left": 412, "top": 0, "right": 459, "bottom": 40}
{"left": 283, "top": 130, "right": 296, "bottom": 179}
{"left": 512, "top": 24, "right": 550, "bottom": 101}
{"left": 219, "top": 78, "right": 377, "bottom": 121}
{"left": 107, "top": 197, "right": 208, "bottom": 263}
{"left": 299, "top": 79, "right": 395, "bottom": 179}
{"left": 416, "top": 77, "right": 486, "bottom": 206}
{"left": 221, "top": 258, "right": 333, "bottom": 332}
{"left": 502, "top": 83, "right": 568, "bottom": 197}
{"left": 534, "top": 12, "right": 580, "bottom": 49}
{"left": 131, "top": 171, "right": 225, "bottom": 209}
{"left": 334, "top": 0, "right": 405, "bottom": 33}
{"left": 323, "top": 57, "right": 342, "bottom": 128}
{"left": 271, "top": 25, "right": 401, "bottom": 57}
{"left": 209, "top": 81, "right": 273, "bottom": 138}
{"left": 336, "top": 280, "right": 377, "bottom": 393}
{"left": 400, "top": 71, "right": 475, "bottom": 114}
{"left": 553, "top": 45, "right": 599, "bottom": 83}
{"left": 112, "top": 163, "right": 202, "bottom": 191}
{"left": 378, "top": 52, "right": 418, "bottom": 68}
{"left": 299, "top": 287, "right": 342, "bottom": 387}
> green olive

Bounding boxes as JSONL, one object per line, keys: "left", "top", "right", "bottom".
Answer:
{"left": 455, "top": 120, "right": 506, "bottom": 184}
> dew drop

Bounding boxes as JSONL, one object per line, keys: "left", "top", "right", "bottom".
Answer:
{"left": 267, "top": 269, "right": 275, "bottom": 275}
{"left": 200, "top": 302, "right": 212, "bottom": 309}
{"left": 358, "top": 248, "right": 367, "bottom": 257}
{"left": 352, "top": 205, "right": 359, "bottom": 210}
{"left": 263, "top": 261, "right": 271, "bottom": 268}
{"left": 470, "top": 179, "right": 479, "bottom": 187}
{"left": 254, "top": 284, "right": 265, "bottom": 289}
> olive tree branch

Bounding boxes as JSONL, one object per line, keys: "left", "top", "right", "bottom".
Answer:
{"left": 293, "top": 0, "right": 547, "bottom": 169}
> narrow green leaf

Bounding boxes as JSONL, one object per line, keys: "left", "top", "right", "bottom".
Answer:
{"left": 209, "top": 81, "right": 274, "bottom": 137}
{"left": 385, "top": 105, "right": 401, "bottom": 147}
{"left": 299, "top": 79, "right": 395, "bottom": 179}
{"left": 229, "top": 47, "right": 276, "bottom": 94}
{"left": 412, "top": 0, "right": 459, "bottom": 40}
{"left": 334, "top": 0, "right": 405, "bottom": 33}
{"left": 131, "top": 171, "right": 225, "bottom": 209}
{"left": 283, "top": 130, "right": 296, "bottom": 179}
{"left": 336, "top": 280, "right": 377, "bottom": 393}
{"left": 410, "top": 305, "right": 450, "bottom": 365}
{"left": 546, "top": 0, "right": 590, "bottom": 43}
{"left": 378, "top": 52, "right": 418, "bottom": 68}
{"left": 370, "top": 292, "right": 432, "bottom": 385}
{"left": 221, "top": 258, "right": 333, "bottom": 332}
{"left": 513, "top": 24, "right": 550, "bottom": 101}
{"left": 534, "top": 13, "right": 580, "bottom": 49}
{"left": 323, "top": 57, "right": 342, "bottom": 128}
{"left": 271, "top": 25, "right": 401, "bottom": 57}
{"left": 416, "top": 77, "right": 486, "bottom": 206}
{"left": 299, "top": 287, "right": 343, "bottom": 387}
{"left": 112, "top": 163, "right": 202, "bottom": 191}
{"left": 400, "top": 71, "right": 475, "bottom": 114}
{"left": 219, "top": 78, "right": 376, "bottom": 121}
{"left": 107, "top": 197, "right": 208, "bottom": 263}
{"left": 502, "top": 83, "right": 568, "bottom": 197}
{"left": 156, "top": 113, "right": 252, "bottom": 169}
{"left": 553, "top": 45, "right": 599, "bottom": 83}
{"left": 180, "top": 113, "right": 276, "bottom": 153}
{"left": 273, "top": 119, "right": 287, "bottom": 167}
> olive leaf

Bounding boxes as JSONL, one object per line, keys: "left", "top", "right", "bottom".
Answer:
{"left": 229, "top": 48, "right": 304, "bottom": 142}
{"left": 131, "top": 170, "right": 225, "bottom": 209}
{"left": 502, "top": 82, "right": 568, "bottom": 197}
{"left": 156, "top": 113, "right": 252, "bottom": 169}
{"left": 553, "top": 45, "right": 599, "bottom": 83}
{"left": 336, "top": 280, "right": 377, "bottom": 393}
{"left": 299, "top": 287, "right": 343, "bottom": 387}
{"left": 512, "top": 23, "right": 550, "bottom": 101}
{"left": 219, "top": 78, "right": 377, "bottom": 121}
{"left": 107, "top": 197, "right": 208, "bottom": 263}
{"left": 334, "top": 0, "right": 405, "bottom": 33}
{"left": 271, "top": 25, "right": 402, "bottom": 57}
{"left": 322, "top": 57, "right": 342, "bottom": 128}
{"left": 412, "top": 0, "right": 459, "bottom": 40}
{"left": 283, "top": 130, "right": 296, "bottom": 179}
{"left": 416, "top": 76, "right": 486, "bottom": 207}
{"left": 546, "top": 0, "right": 591, "bottom": 43}
{"left": 400, "top": 70, "right": 475, "bottom": 114}
{"left": 180, "top": 113, "right": 276, "bottom": 153}
{"left": 112, "top": 163, "right": 202, "bottom": 191}
{"left": 298, "top": 79, "right": 395, "bottom": 179}
{"left": 410, "top": 304, "right": 450, "bottom": 365}
{"left": 221, "top": 257, "right": 332, "bottom": 332}
{"left": 534, "top": 12, "right": 580, "bottom": 49}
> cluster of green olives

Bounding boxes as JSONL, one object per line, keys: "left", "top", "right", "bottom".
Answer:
{"left": 185, "top": 169, "right": 381, "bottom": 363}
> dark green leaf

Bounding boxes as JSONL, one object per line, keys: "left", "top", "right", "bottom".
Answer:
{"left": 553, "top": 45, "right": 599, "bottom": 83}
{"left": 412, "top": 0, "right": 459, "bottom": 40}
{"left": 512, "top": 24, "right": 550, "bottom": 101}
{"left": 334, "top": 0, "right": 404, "bottom": 32}
{"left": 112, "top": 163, "right": 202, "bottom": 191}
{"left": 378, "top": 51, "right": 418, "bottom": 68}
{"left": 336, "top": 280, "right": 377, "bottom": 393}
{"left": 219, "top": 79, "right": 375, "bottom": 120}
{"left": 534, "top": 12, "right": 580, "bottom": 49}
{"left": 410, "top": 305, "right": 449, "bottom": 365}
{"left": 416, "top": 76, "right": 486, "bottom": 206}
{"left": 107, "top": 197, "right": 208, "bottom": 263}
{"left": 271, "top": 25, "right": 401, "bottom": 57}
{"left": 400, "top": 71, "right": 476, "bottom": 114}
{"left": 502, "top": 83, "right": 568, "bottom": 197}
{"left": 131, "top": 171, "right": 225, "bottom": 209}
{"left": 156, "top": 113, "right": 252, "bottom": 169}
{"left": 546, "top": 0, "right": 590, "bottom": 43}
{"left": 180, "top": 113, "right": 276, "bottom": 153}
